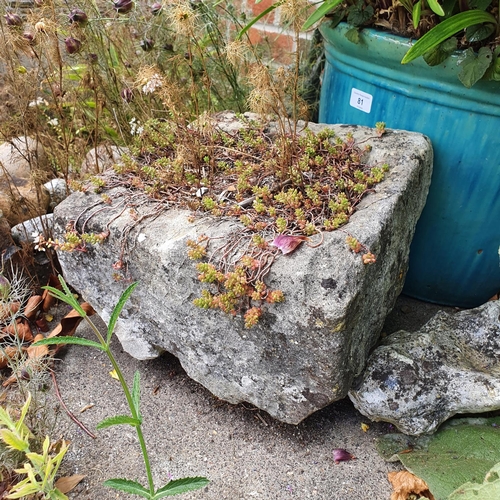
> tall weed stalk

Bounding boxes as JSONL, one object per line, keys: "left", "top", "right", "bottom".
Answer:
{"left": 34, "top": 276, "right": 208, "bottom": 498}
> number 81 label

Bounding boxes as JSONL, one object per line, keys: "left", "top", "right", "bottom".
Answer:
{"left": 349, "top": 88, "right": 373, "bottom": 114}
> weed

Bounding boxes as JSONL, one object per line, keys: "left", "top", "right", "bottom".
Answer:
{"left": 0, "top": 393, "right": 68, "bottom": 500}
{"left": 34, "top": 276, "right": 209, "bottom": 498}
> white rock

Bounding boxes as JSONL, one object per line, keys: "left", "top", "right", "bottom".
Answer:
{"left": 349, "top": 301, "right": 500, "bottom": 435}
{"left": 53, "top": 122, "right": 432, "bottom": 424}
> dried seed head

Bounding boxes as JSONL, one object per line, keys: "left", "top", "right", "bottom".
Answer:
{"left": 113, "top": 0, "right": 134, "bottom": 14}
{"left": 280, "top": 0, "right": 310, "bottom": 30}
{"left": 167, "top": 1, "right": 198, "bottom": 36}
{"left": 120, "top": 87, "right": 134, "bottom": 102}
{"left": 247, "top": 87, "right": 275, "bottom": 116}
{"left": 69, "top": 8, "right": 88, "bottom": 24}
{"left": 140, "top": 38, "right": 155, "bottom": 51}
{"left": 34, "top": 19, "right": 47, "bottom": 32}
{"left": 247, "top": 64, "right": 272, "bottom": 89}
{"left": 150, "top": 2, "right": 162, "bottom": 15}
{"left": 4, "top": 12, "right": 23, "bottom": 27}
{"left": 23, "top": 31, "right": 36, "bottom": 45}
{"left": 64, "top": 36, "right": 82, "bottom": 54}
{"left": 225, "top": 39, "right": 250, "bottom": 67}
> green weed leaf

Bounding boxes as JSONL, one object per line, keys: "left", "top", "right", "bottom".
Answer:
{"left": 412, "top": 1, "right": 422, "bottom": 29}
{"left": 465, "top": 22, "right": 495, "bottom": 42}
{"left": 104, "top": 478, "right": 151, "bottom": 498}
{"left": 132, "top": 371, "right": 141, "bottom": 415}
{"left": 107, "top": 282, "right": 138, "bottom": 345}
{"left": 0, "top": 429, "right": 29, "bottom": 452}
{"left": 427, "top": 0, "right": 445, "bottom": 17}
{"left": 33, "top": 337, "right": 105, "bottom": 351}
{"left": 237, "top": 3, "right": 281, "bottom": 39}
{"left": 43, "top": 284, "right": 85, "bottom": 317}
{"left": 449, "top": 462, "right": 500, "bottom": 499}
{"left": 344, "top": 27, "right": 360, "bottom": 44}
{"left": 347, "top": 2, "right": 373, "bottom": 26}
{"left": 47, "top": 488, "right": 69, "bottom": 500}
{"left": 153, "top": 477, "right": 209, "bottom": 498}
{"left": 484, "top": 48, "right": 500, "bottom": 81}
{"left": 96, "top": 415, "right": 142, "bottom": 429}
{"left": 5, "top": 482, "right": 39, "bottom": 499}
{"left": 302, "top": 0, "right": 344, "bottom": 30}
{"left": 423, "top": 37, "right": 457, "bottom": 66}
{"left": 458, "top": 46, "right": 493, "bottom": 88}
{"left": 401, "top": 10, "right": 497, "bottom": 64}
{"left": 378, "top": 417, "right": 500, "bottom": 499}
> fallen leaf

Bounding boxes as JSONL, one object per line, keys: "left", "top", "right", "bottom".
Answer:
{"left": 361, "top": 422, "right": 370, "bottom": 432}
{"left": 388, "top": 470, "right": 435, "bottom": 500}
{"left": 333, "top": 448, "right": 356, "bottom": 464}
{"left": 35, "top": 316, "right": 49, "bottom": 332}
{"left": 2, "top": 318, "right": 34, "bottom": 342}
{"left": 109, "top": 369, "right": 119, "bottom": 380}
{"left": 0, "top": 301, "right": 20, "bottom": 321}
{"left": 47, "top": 302, "right": 95, "bottom": 352}
{"left": 271, "top": 234, "right": 309, "bottom": 255}
{"left": 0, "top": 346, "right": 21, "bottom": 369}
{"left": 27, "top": 338, "right": 49, "bottom": 360}
{"left": 49, "top": 438, "right": 70, "bottom": 454}
{"left": 41, "top": 275, "right": 61, "bottom": 312}
{"left": 44, "top": 313, "right": 54, "bottom": 322}
{"left": 379, "top": 417, "right": 500, "bottom": 498}
{"left": 55, "top": 474, "right": 85, "bottom": 494}
{"left": 23, "top": 295, "right": 43, "bottom": 321}
{"left": 80, "top": 403, "right": 94, "bottom": 413}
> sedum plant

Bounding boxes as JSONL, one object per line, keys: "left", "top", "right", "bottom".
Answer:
{"left": 34, "top": 276, "right": 208, "bottom": 499}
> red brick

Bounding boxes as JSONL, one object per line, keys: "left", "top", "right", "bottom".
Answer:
{"left": 247, "top": 26, "right": 295, "bottom": 65}
{"left": 249, "top": 0, "right": 278, "bottom": 22}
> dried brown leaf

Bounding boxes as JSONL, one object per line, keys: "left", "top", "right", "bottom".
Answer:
{"left": 27, "top": 333, "right": 49, "bottom": 360}
{"left": 0, "top": 301, "right": 20, "bottom": 321}
{"left": 47, "top": 302, "right": 95, "bottom": 339}
{"left": 388, "top": 470, "right": 435, "bottom": 500}
{"left": 2, "top": 318, "right": 34, "bottom": 342}
{"left": 41, "top": 275, "right": 61, "bottom": 312}
{"left": 55, "top": 475, "right": 86, "bottom": 494}
{"left": 0, "top": 346, "right": 20, "bottom": 369}
{"left": 24, "top": 295, "right": 43, "bottom": 321}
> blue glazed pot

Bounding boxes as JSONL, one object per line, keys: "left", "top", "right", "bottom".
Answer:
{"left": 319, "top": 22, "right": 500, "bottom": 308}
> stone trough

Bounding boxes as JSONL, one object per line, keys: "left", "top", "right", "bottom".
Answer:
{"left": 53, "top": 122, "right": 432, "bottom": 424}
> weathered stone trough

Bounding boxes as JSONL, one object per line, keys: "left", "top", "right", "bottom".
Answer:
{"left": 53, "top": 123, "right": 432, "bottom": 424}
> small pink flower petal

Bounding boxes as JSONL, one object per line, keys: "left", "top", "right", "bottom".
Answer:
{"left": 271, "top": 234, "right": 309, "bottom": 255}
{"left": 333, "top": 448, "right": 356, "bottom": 464}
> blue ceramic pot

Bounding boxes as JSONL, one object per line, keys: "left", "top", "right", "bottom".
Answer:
{"left": 319, "top": 22, "right": 500, "bottom": 308}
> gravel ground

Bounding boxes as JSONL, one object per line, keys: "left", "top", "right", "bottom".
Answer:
{"left": 47, "top": 295, "right": 447, "bottom": 500}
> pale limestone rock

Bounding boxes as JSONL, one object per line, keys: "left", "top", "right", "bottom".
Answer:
{"left": 53, "top": 122, "right": 432, "bottom": 424}
{"left": 349, "top": 301, "right": 500, "bottom": 435}
{"left": 81, "top": 144, "right": 128, "bottom": 175}
{"left": 0, "top": 137, "right": 51, "bottom": 225}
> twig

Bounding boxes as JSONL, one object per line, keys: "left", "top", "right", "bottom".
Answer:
{"left": 50, "top": 369, "right": 96, "bottom": 439}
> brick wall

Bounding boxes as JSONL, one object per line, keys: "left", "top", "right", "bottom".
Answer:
{"left": 236, "top": 0, "right": 314, "bottom": 65}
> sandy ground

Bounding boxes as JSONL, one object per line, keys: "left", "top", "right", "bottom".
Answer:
{"left": 46, "top": 295, "right": 446, "bottom": 500}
